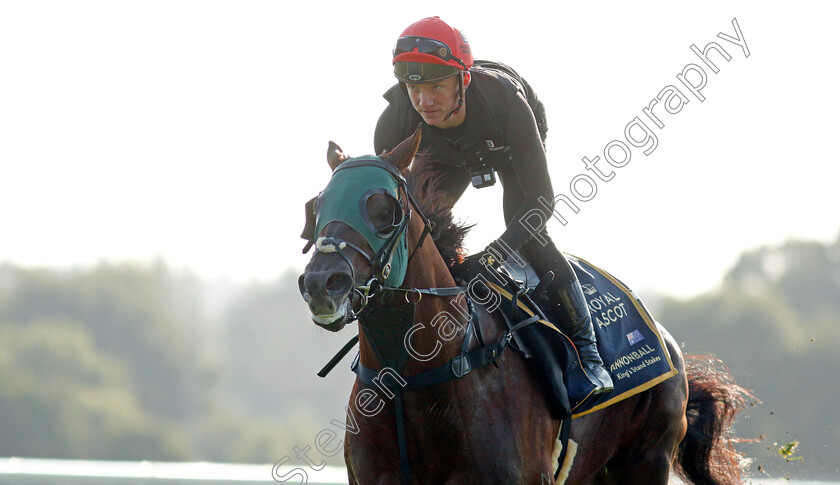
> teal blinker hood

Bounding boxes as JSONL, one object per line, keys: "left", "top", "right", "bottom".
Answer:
{"left": 314, "top": 157, "right": 409, "bottom": 287}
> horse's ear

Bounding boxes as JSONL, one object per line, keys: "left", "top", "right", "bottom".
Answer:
{"left": 382, "top": 124, "right": 422, "bottom": 173}
{"left": 327, "top": 141, "right": 349, "bottom": 171}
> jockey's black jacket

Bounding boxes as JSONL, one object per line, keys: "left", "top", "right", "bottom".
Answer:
{"left": 374, "top": 66, "right": 569, "bottom": 279}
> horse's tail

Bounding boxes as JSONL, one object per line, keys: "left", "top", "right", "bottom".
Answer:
{"left": 674, "top": 354, "right": 755, "bottom": 485}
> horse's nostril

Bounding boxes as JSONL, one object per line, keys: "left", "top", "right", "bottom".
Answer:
{"left": 326, "top": 272, "right": 353, "bottom": 296}
{"left": 298, "top": 274, "right": 310, "bottom": 301}
{"left": 302, "top": 271, "right": 353, "bottom": 302}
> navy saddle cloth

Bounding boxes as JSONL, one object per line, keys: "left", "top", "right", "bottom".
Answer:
{"left": 487, "top": 254, "right": 678, "bottom": 417}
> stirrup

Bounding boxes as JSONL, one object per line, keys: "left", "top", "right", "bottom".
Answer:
{"left": 582, "top": 363, "right": 614, "bottom": 394}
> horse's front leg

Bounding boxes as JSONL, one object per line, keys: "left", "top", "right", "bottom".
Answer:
{"left": 344, "top": 440, "right": 358, "bottom": 485}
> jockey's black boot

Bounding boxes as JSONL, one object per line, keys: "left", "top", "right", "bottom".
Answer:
{"left": 548, "top": 278, "right": 614, "bottom": 401}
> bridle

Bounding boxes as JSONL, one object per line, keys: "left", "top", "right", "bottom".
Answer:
{"left": 304, "top": 156, "right": 435, "bottom": 319}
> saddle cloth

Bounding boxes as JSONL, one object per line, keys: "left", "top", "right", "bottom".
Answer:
{"left": 487, "top": 254, "right": 678, "bottom": 417}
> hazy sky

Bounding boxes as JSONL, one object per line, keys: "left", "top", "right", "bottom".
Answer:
{"left": 2, "top": 1, "right": 838, "bottom": 297}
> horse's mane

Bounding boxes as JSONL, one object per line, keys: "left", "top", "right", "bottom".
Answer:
{"left": 405, "top": 152, "right": 472, "bottom": 267}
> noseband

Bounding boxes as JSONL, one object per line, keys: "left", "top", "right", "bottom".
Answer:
{"left": 305, "top": 157, "right": 434, "bottom": 318}
{"left": 311, "top": 235, "right": 381, "bottom": 314}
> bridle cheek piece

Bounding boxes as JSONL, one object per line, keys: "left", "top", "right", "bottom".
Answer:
{"left": 306, "top": 157, "right": 428, "bottom": 318}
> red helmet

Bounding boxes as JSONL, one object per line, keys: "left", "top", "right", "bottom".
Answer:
{"left": 392, "top": 17, "right": 473, "bottom": 84}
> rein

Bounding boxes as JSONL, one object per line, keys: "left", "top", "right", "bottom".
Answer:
{"left": 314, "top": 284, "right": 472, "bottom": 379}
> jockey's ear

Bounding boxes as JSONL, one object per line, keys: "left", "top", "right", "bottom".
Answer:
{"left": 382, "top": 123, "right": 421, "bottom": 174}
{"left": 463, "top": 71, "right": 471, "bottom": 89}
{"left": 327, "top": 141, "right": 349, "bottom": 171}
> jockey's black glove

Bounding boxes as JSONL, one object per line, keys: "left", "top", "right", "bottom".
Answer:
{"left": 485, "top": 239, "right": 508, "bottom": 263}
{"left": 452, "top": 246, "right": 503, "bottom": 286}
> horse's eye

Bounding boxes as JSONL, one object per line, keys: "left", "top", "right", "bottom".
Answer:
{"left": 365, "top": 194, "right": 402, "bottom": 238}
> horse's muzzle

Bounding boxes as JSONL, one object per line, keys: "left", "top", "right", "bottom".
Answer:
{"left": 299, "top": 270, "right": 354, "bottom": 330}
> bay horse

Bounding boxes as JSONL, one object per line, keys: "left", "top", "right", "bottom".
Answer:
{"left": 299, "top": 128, "right": 752, "bottom": 484}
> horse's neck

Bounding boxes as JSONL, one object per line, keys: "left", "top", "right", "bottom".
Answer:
{"left": 402, "top": 220, "right": 455, "bottom": 293}
{"left": 357, "top": 217, "right": 465, "bottom": 374}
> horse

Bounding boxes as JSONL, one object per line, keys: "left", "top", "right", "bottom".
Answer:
{"left": 299, "top": 128, "right": 753, "bottom": 484}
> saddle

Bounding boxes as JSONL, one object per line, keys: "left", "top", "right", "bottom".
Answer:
{"left": 453, "top": 253, "right": 679, "bottom": 418}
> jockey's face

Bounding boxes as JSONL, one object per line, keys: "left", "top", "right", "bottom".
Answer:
{"left": 405, "top": 75, "right": 465, "bottom": 129}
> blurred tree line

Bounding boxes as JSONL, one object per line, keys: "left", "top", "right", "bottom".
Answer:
{"left": 0, "top": 232, "right": 837, "bottom": 479}
{"left": 0, "top": 260, "right": 354, "bottom": 464}
{"left": 656, "top": 232, "right": 840, "bottom": 480}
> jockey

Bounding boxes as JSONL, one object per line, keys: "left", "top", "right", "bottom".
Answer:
{"left": 374, "top": 16, "right": 614, "bottom": 408}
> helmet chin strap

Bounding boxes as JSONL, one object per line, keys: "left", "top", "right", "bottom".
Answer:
{"left": 441, "top": 71, "right": 466, "bottom": 123}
